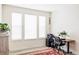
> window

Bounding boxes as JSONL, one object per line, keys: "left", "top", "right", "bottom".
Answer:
{"left": 10, "top": 9, "right": 50, "bottom": 40}
{"left": 12, "top": 13, "right": 22, "bottom": 40}
{"left": 39, "top": 16, "right": 46, "bottom": 38}
{"left": 11, "top": 13, "right": 47, "bottom": 40}
{"left": 24, "top": 14, "right": 37, "bottom": 39}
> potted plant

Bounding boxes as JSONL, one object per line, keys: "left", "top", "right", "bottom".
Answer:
{"left": 59, "top": 31, "right": 68, "bottom": 39}
{"left": 0, "top": 23, "right": 10, "bottom": 35}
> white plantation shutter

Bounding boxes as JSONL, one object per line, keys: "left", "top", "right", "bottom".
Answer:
{"left": 12, "top": 13, "right": 22, "bottom": 40}
{"left": 24, "top": 14, "right": 37, "bottom": 39}
{"left": 39, "top": 16, "right": 46, "bottom": 38}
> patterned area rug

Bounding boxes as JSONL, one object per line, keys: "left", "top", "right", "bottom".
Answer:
{"left": 20, "top": 48, "right": 64, "bottom": 55}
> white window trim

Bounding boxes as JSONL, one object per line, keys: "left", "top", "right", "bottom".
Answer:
{"left": 11, "top": 13, "right": 49, "bottom": 40}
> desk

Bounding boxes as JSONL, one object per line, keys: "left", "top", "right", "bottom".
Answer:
{"left": 65, "top": 39, "right": 75, "bottom": 54}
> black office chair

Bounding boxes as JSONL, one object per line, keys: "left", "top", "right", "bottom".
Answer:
{"left": 54, "top": 36, "right": 66, "bottom": 51}
{"left": 46, "top": 34, "right": 55, "bottom": 47}
{"left": 46, "top": 34, "right": 66, "bottom": 54}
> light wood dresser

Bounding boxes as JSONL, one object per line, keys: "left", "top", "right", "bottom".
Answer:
{"left": 0, "top": 34, "right": 9, "bottom": 55}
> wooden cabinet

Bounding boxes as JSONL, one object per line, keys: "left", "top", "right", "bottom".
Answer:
{"left": 0, "top": 35, "right": 9, "bottom": 55}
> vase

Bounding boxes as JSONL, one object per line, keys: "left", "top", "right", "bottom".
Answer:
{"left": 0, "top": 31, "right": 9, "bottom": 36}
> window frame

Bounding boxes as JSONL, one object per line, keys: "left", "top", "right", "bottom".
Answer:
{"left": 11, "top": 12, "right": 48, "bottom": 40}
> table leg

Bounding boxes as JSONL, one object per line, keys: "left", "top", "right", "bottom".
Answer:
{"left": 67, "top": 42, "right": 69, "bottom": 53}
{"left": 66, "top": 42, "right": 72, "bottom": 54}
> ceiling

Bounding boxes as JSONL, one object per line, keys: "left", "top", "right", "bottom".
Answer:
{"left": 8, "top": 4, "right": 56, "bottom": 12}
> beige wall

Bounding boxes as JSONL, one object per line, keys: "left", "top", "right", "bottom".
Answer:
{"left": 51, "top": 4, "right": 79, "bottom": 54}
{"left": 9, "top": 39, "right": 46, "bottom": 51}
{"left": 0, "top": 4, "right": 2, "bottom": 18}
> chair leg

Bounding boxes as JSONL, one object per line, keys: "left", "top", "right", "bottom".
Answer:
{"left": 59, "top": 47, "right": 66, "bottom": 55}
{"left": 57, "top": 46, "right": 64, "bottom": 54}
{"left": 54, "top": 46, "right": 60, "bottom": 54}
{"left": 58, "top": 46, "right": 61, "bottom": 54}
